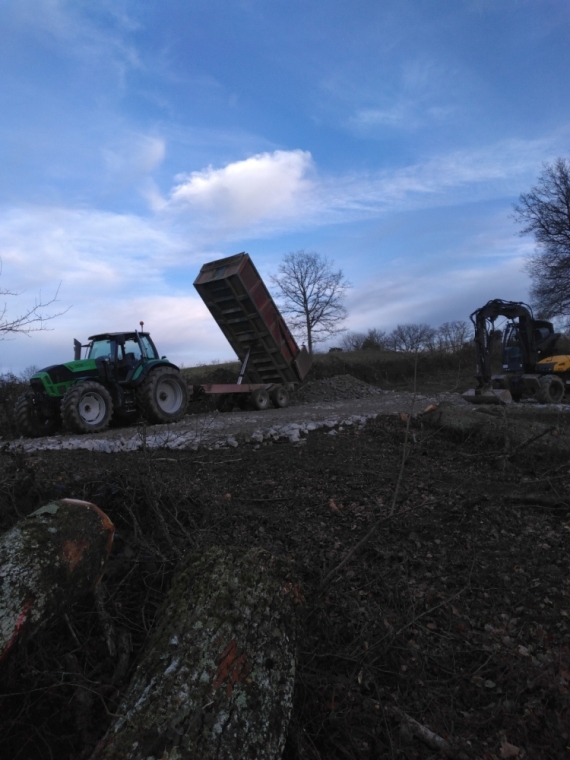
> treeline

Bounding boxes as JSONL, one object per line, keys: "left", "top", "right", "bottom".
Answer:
{"left": 339, "top": 320, "right": 471, "bottom": 354}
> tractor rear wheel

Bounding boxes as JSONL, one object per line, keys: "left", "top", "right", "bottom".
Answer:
{"left": 15, "top": 393, "right": 60, "bottom": 438}
{"left": 535, "top": 374, "right": 565, "bottom": 404}
{"left": 62, "top": 382, "right": 114, "bottom": 433}
{"left": 137, "top": 367, "right": 188, "bottom": 424}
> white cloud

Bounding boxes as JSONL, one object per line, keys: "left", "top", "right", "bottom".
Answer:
{"left": 0, "top": 206, "right": 186, "bottom": 297}
{"left": 158, "top": 135, "right": 564, "bottom": 242}
{"left": 167, "top": 149, "right": 315, "bottom": 232}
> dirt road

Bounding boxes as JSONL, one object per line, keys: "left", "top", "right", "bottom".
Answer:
{"left": 14, "top": 388, "right": 462, "bottom": 453}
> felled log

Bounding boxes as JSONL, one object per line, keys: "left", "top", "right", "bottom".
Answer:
{"left": 92, "top": 547, "right": 301, "bottom": 760}
{"left": 422, "top": 401, "right": 563, "bottom": 452}
{"left": 0, "top": 498, "right": 114, "bottom": 662}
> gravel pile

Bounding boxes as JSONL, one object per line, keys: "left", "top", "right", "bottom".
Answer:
{"left": 293, "top": 374, "right": 384, "bottom": 404}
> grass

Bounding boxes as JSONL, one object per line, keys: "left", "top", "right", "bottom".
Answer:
{"left": 181, "top": 346, "right": 479, "bottom": 395}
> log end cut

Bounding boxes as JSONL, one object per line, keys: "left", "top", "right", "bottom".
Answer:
{"left": 0, "top": 499, "right": 114, "bottom": 662}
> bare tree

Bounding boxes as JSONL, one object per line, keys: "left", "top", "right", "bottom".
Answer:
{"left": 362, "top": 328, "right": 388, "bottom": 350}
{"left": 513, "top": 158, "right": 570, "bottom": 317}
{"left": 340, "top": 331, "right": 367, "bottom": 351}
{"left": 436, "top": 320, "right": 470, "bottom": 352}
{"left": 0, "top": 270, "right": 66, "bottom": 339}
{"left": 341, "top": 328, "right": 388, "bottom": 351}
{"left": 270, "top": 250, "right": 350, "bottom": 354}
{"left": 388, "top": 323, "right": 437, "bottom": 353}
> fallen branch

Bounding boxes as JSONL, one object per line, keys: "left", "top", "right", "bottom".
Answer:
{"left": 383, "top": 704, "right": 472, "bottom": 760}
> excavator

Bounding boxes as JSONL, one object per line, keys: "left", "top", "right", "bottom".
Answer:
{"left": 462, "top": 299, "right": 570, "bottom": 405}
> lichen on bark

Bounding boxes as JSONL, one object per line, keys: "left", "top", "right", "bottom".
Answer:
{"left": 92, "top": 546, "right": 301, "bottom": 760}
{"left": 0, "top": 499, "right": 114, "bottom": 661}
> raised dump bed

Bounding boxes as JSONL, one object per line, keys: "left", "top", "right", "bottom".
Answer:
{"left": 193, "top": 252, "right": 312, "bottom": 409}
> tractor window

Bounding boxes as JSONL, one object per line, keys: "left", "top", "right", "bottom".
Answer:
{"left": 88, "top": 340, "right": 112, "bottom": 359}
{"left": 140, "top": 336, "right": 158, "bottom": 359}
{"left": 122, "top": 339, "right": 142, "bottom": 361}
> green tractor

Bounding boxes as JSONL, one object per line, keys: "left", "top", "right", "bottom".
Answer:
{"left": 15, "top": 329, "right": 188, "bottom": 437}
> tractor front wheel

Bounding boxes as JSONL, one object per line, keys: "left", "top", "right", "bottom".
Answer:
{"left": 15, "top": 393, "right": 60, "bottom": 438}
{"left": 535, "top": 374, "right": 565, "bottom": 404}
{"left": 62, "top": 382, "right": 114, "bottom": 433}
{"left": 137, "top": 367, "right": 188, "bottom": 424}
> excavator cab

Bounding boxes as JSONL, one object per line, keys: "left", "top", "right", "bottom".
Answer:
{"left": 502, "top": 323, "right": 524, "bottom": 373}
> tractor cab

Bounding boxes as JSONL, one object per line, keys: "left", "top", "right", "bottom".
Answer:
{"left": 74, "top": 332, "right": 161, "bottom": 383}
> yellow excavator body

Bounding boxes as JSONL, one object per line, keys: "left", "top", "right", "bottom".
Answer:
{"left": 537, "top": 355, "right": 570, "bottom": 373}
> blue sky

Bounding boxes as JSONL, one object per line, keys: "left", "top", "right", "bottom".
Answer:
{"left": 1, "top": 0, "right": 569, "bottom": 372}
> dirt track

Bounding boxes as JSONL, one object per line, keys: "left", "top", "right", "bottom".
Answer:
{"left": 14, "top": 381, "right": 570, "bottom": 455}
{"left": 13, "top": 387, "right": 461, "bottom": 452}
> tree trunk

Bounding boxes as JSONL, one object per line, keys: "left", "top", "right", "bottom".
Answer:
{"left": 91, "top": 547, "right": 301, "bottom": 760}
{"left": 0, "top": 498, "right": 114, "bottom": 662}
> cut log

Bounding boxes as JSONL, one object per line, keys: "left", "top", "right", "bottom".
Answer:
{"left": 422, "top": 401, "right": 563, "bottom": 452}
{"left": 92, "top": 547, "right": 301, "bottom": 760}
{"left": 0, "top": 498, "right": 114, "bottom": 662}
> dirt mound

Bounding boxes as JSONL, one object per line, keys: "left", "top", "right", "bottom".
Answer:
{"left": 294, "top": 373, "right": 384, "bottom": 404}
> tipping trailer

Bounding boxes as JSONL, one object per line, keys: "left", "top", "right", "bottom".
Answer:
{"left": 192, "top": 252, "right": 312, "bottom": 410}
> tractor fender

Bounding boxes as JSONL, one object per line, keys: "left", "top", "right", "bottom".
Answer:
{"left": 129, "top": 360, "right": 182, "bottom": 386}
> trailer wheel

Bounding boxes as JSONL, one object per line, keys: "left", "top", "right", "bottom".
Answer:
{"left": 137, "top": 367, "right": 188, "bottom": 424}
{"left": 251, "top": 388, "right": 270, "bottom": 410}
{"left": 62, "top": 382, "right": 113, "bottom": 433}
{"left": 271, "top": 387, "right": 290, "bottom": 408}
{"left": 535, "top": 375, "right": 565, "bottom": 404}
{"left": 15, "top": 393, "right": 60, "bottom": 438}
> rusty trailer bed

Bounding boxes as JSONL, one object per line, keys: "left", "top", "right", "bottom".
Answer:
{"left": 193, "top": 252, "right": 311, "bottom": 387}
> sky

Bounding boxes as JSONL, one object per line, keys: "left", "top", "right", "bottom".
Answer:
{"left": 1, "top": 0, "right": 569, "bottom": 373}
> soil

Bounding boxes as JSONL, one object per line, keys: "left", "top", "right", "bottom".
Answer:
{"left": 1, "top": 375, "right": 569, "bottom": 759}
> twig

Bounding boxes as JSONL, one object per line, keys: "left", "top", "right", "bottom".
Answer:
{"left": 317, "top": 502, "right": 423, "bottom": 594}
{"left": 459, "top": 425, "right": 557, "bottom": 459}
{"left": 318, "top": 355, "right": 420, "bottom": 593}
{"left": 94, "top": 583, "right": 117, "bottom": 658}
{"left": 392, "top": 583, "right": 470, "bottom": 640}
{"left": 504, "top": 425, "right": 557, "bottom": 456}
{"left": 390, "top": 353, "right": 418, "bottom": 516}
{"left": 383, "top": 704, "right": 471, "bottom": 760}
{"left": 230, "top": 496, "right": 295, "bottom": 502}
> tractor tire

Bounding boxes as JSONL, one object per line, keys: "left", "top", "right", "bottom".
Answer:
{"left": 15, "top": 393, "right": 60, "bottom": 438}
{"left": 271, "top": 386, "right": 290, "bottom": 408}
{"left": 136, "top": 367, "right": 188, "bottom": 424}
{"left": 535, "top": 374, "right": 565, "bottom": 404}
{"left": 61, "top": 382, "right": 114, "bottom": 433}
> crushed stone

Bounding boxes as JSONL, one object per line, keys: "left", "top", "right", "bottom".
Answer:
{"left": 293, "top": 374, "right": 385, "bottom": 404}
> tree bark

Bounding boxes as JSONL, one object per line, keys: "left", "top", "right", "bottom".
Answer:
{"left": 91, "top": 547, "right": 301, "bottom": 760}
{"left": 0, "top": 498, "right": 114, "bottom": 662}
